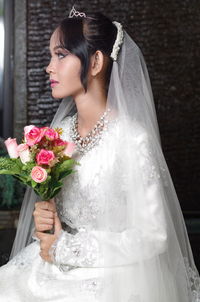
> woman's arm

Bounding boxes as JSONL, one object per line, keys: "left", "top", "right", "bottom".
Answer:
{"left": 49, "top": 130, "right": 168, "bottom": 269}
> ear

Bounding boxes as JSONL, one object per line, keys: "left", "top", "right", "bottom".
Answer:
{"left": 90, "top": 50, "right": 104, "bottom": 76}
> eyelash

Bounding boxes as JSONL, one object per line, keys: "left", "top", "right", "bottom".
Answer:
{"left": 55, "top": 52, "right": 67, "bottom": 59}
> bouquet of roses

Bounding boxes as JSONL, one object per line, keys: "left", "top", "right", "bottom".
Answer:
{"left": 0, "top": 125, "right": 78, "bottom": 201}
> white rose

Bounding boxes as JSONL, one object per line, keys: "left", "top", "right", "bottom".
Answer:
{"left": 17, "top": 143, "right": 31, "bottom": 164}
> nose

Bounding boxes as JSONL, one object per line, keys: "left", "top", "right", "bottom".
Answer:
{"left": 46, "top": 60, "right": 55, "bottom": 74}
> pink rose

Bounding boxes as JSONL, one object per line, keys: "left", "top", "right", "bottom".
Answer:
{"left": 63, "top": 142, "right": 76, "bottom": 157}
{"left": 44, "top": 128, "right": 59, "bottom": 141}
{"left": 25, "top": 127, "right": 46, "bottom": 146}
{"left": 4, "top": 138, "right": 19, "bottom": 158}
{"left": 53, "top": 138, "right": 68, "bottom": 146}
{"left": 31, "top": 166, "right": 47, "bottom": 183}
{"left": 36, "top": 149, "right": 55, "bottom": 165}
{"left": 24, "top": 125, "right": 35, "bottom": 136}
{"left": 17, "top": 143, "right": 31, "bottom": 164}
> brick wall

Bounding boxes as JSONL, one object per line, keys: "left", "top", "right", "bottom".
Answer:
{"left": 26, "top": 0, "right": 200, "bottom": 212}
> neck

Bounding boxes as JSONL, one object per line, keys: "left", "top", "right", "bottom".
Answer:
{"left": 73, "top": 81, "right": 107, "bottom": 137}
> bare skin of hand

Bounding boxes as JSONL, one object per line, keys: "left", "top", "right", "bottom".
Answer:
{"left": 35, "top": 212, "right": 62, "bottom": 262}
{"left": 33, "top": 199, "right": 56, "bottom": 232}
{"left": 33, "top": 199, "right": 62, "bottom": 263}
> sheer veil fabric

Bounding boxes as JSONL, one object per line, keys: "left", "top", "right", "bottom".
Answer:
{"left": 10, "top": 30, "right": 200, "bottom": 301}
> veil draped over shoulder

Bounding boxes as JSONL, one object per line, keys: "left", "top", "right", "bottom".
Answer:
{"left": 10, "top": 29, "right": 200, "bottom": 301}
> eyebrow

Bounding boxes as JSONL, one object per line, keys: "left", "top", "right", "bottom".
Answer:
{"left": 53, "top": 45, "right": 66, "bottom": 51}
{"left": 48, "top": 45, "right": 69, "bottom": 56}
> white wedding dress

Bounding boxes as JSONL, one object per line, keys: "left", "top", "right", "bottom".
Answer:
{"left": 0, "top": 115, "right": 197, "bottom": 302}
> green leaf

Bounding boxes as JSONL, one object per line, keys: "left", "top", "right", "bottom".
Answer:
{"left": 31, "top": 179, "right": 38, "bottom": 188}
{"left": 49, "top": 187, "right": 62, "bottom": 199}
{"left": 52, "top": 158, "right": 78, "bottom": 180}
{"left": 21, "top": 161, "right": 35, "bottom": 171}
{"left": 0, "top": 157, "right": 22, "bottom": 175}
{"left": 58, "top": 169, "right": 76, "bottom": 181}
{"left": 58, "top": 158, "right": 77, "bottom": 171}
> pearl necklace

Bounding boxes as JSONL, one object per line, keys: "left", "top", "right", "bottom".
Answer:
{"left": 69, "top": 108, "right": 111, "bottom": 155}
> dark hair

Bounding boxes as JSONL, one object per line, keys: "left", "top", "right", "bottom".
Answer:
{"left": 56, "top": 12, "right": 117, "bottom": 92}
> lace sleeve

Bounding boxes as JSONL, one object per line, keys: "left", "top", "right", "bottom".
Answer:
{"left": 49, "top": 219, "right": 167, "bottom": 270}
{"left": 49, "top": 228, "right": 101, "bottom": 270}
{"left": 133, "top": 130, "right": 168, "bottom": 254}
{"left": 135, "top": 129, "right": 167, "bottom": 187}
{"left": 49, "top": 227, "right": 167, "bottom": 270}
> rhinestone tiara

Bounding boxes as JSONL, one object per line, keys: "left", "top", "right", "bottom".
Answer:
{"left": 68, "top": 6, "right": 86, "bottom": 18}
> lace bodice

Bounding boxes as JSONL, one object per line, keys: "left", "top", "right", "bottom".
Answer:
{"left": 48, "top": 115, "right": 168, "bottom": 271}
{"left": 55, "top": 115, "right": 127, "bottom": 232}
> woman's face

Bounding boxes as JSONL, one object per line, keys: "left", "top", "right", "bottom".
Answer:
{"left": 46, "top": 29, "right": 84, "bottom": 99}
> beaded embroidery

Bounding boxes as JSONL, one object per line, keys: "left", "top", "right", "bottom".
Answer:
{"left": 69, "top": 108, "right": 116, "bottom": 155}
{"left": 111, "top": 21, "right": 124, "bottom": 61}
{"left": 49, "top": 228, "right": 101, "bottom": 269}
{"left": 80, "top": 278, "right": 104, "bottom": 296}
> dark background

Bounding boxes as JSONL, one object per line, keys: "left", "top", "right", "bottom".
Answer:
{"left": 26, "top": 0, "right": 200, "bottom": 213}
{"left": 0, "top": 0, "right": 200, "bottom": 268}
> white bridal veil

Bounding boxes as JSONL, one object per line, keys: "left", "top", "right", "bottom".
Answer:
{"left": 10, "top": 18, "right": 200, "bottom": 302}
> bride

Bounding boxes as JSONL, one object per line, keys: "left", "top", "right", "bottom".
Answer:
{"left": 0, "top": 6, "right": 199, "bottom": 302}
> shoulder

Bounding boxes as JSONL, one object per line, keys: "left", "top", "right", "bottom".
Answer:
{"left": 118, "top": 117, "right": 150, "bottom": 146}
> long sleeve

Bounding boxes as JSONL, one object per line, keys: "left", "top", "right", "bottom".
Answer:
{"left": 49, "top": 130, "right": 168, "bottom": 269}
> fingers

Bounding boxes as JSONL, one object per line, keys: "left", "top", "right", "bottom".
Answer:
{"left": 33, "top": 200, "right": 56, "bottom": 232}
{"left": 35, "top": 223, "right": 53, "bottom": 232}
{"left": 35, "top": 200, "right": 56, "bottom": 212}
{"left": 37, "top": 216, "right": 54, "bottom": 225}
{"left": 33, "top": 212, "right": 54, "bottom": 231}
{"left": 33, "top": 208, "right": 54, "bottom": 221}
{"left": 35, "top": 224, "right": 52, "bottom": 232}
{"left": 35, "top": 231, "right": 51, "bottom": 241}
{"left": 33, "top": 209, "right": 54, "bottom": 225}
{"left": 33, "top": 221, "right": 53, "bottom": 232}
{"left": 34, "top": 209, "right": 54, "bottom": 219}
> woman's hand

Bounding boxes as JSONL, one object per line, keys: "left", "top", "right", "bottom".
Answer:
{"left": 35, "top": 212, "right": 62, "bottom": 263}
{"left": 33, "top": 198, "right": 56, "bottom": 232}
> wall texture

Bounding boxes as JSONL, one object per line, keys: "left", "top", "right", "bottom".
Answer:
{"left": 25, "top": 0, "right": 200, "bottom": 213}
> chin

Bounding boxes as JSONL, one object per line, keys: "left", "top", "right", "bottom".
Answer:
{"left": 51, "top": 91, "right": 68, "bottom": 99}
{"left": 51, "top": 87, "right": 76, "bottom": 99}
